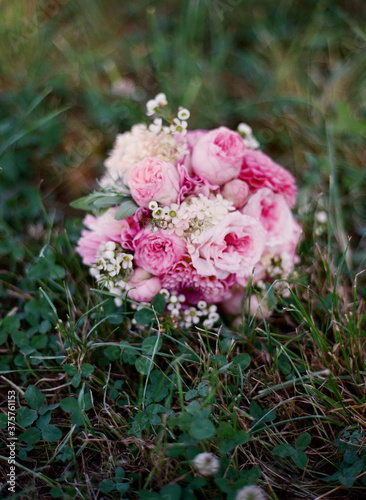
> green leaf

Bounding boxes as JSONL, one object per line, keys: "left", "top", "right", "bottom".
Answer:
{"left": 31, "top": 334, "right": 48, "bottom": 349}
{"left": 160, "top": 484, "right": 182, "bottom": 500}
{"left": 115, "top": 197, "right": 139, "bottom": 219}
{"left": 16, "top": 407, "right": 38, "bottom": 427}
{"left": 63, "top": 364, "right": 78, "bottom": 376}
{"left": 19, "top": 427, "right": 41, "bottom": 445}
{"left": 142, "top": 336, "right": 162, "bottom": 355}
{"left": 138, "top": 490, "right": 161, "bottom": 499}
{"left": 36, "top": 411, "right": 52, "bottom": 430}
{"left": 185, "top": 389, "right": 198, "bottom": 401}
{"left": 71, "top": 373, "right": 81, "bottom": 388}
{"left": 234, "top": 430, "right": 250, "bottom": 446}
{"left": 292, "top": 449, "right": 308, "bottom": 468}
{"left": 135, "top": 356, "right": 153, "bottom": 375}
{"left": 232, "top": 353, "right": 251, "bottom": 370}
{"left": 1, "top": 316, "right": 20, "bottom": 333}
{"left": 71, "top": 192, "right": 123, "bottom": 210}
{"left": 99, "top": 479, "right": 116, "bottom": 493}
{"left": 249, "top": 401, "right": 263, "bottom": 419}
{"left": 190, "top": 418, "right": 216, "bottom": 440}
{"left": 104, "top": 346, "right": 121, "bottom": 361}
{"left": 115, "top": 467, "right": 125, "bottom": 481}
{"left": 151, "top": 293, "right": 166, "bottom": 314}
{"left": 42, "top": 424, "right": 62, "bottom": 442}
{"left": 135, "top": 308, "right": 155, "bottom": 325}
{"left": 295, "top": 432, "right": 311, "bottom": 451}
{"left": 81, "top": 364, "right": 94, "bottom": 376}
{"left": 217, "top": 422, "right": 234, "bottom": 438}
{"left": 50, "top": 487, "right": 64, "bottom": 498}
{"left": 60, "top": 397, "right": 79, "bottom": 413}
{"left": 11, "top": 330, "right": 28, "bottom": 348}
{"left": 272, "top": 443, "right": 294, "bottom": 458}
{"left": 24, "top": 385, "right": 45, "bottom": 410}
{"left": 116, "top": 482, "right": 129, "bottom": 494}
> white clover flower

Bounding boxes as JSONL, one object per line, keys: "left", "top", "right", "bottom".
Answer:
{"left": 235, "top": 485, "right": 267, "bottom": 500}
{"left": 193, "top": 452, "right": 220, "bottom": 477}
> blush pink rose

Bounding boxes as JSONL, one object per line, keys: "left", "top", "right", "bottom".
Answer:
{"left": 126, "top": 268, "right": 161, "bottom": 302}
{"left": 222, "top": 179, "right": 250, "bottom": 208}
{"left": 191, "top": 126, "right": 246, "bottom": 184}
{"left": 243, "top": 188, "right": 296, "bottom": 252}
{"left": 128, "top": 157, "right": 180, "bottom": 207}
{"left": 134, "top": 227, "right": 186, "bottom": 276}
{"left": 239, "top": 149, "right": 297, "bottom": 207}
{"left": 190, "top": 212, "right": 266, "bottom": 279}
{"left": 76, "top": 207, "right": 128, "bottom": 265}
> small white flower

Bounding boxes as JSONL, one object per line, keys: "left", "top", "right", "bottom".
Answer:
{"left": 193, "top": 452, "right": 220, "bottom": 477}
{"left": 105, "top": 241, "right": 116, "bottom": 251}
{"left": 243, "top": 136, "right": 260, "bottom": 150}
{"left": 197, "top": 300, "right": 207, "bottom": 310}
{"left": 316, "top": 210, "right": 328, "bottom": 224}
{"left": 178, "top": 108, "right": 190, "bottom": 120}
{"left": 155, "top": 92, "right": 167, "bottom": 106}
{"left": 149, "top": 201, "right": 158, "bottom": 210}
{"left": 149, "top": 117, "right": 163, "bottom": 134}
{"left": 235, "top": 485, "right": 267, "bottom": 500}
{"left": 146, "top": 99, "right": 158, "bottom": 116}
{"left": 238, "top": 122, "right": 253, "bottom": 136}
{"left": 160, "top": 288, "right": 170, "bottom": 299}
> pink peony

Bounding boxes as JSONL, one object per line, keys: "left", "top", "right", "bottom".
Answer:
{"left": 161, "top": 255, "right": 234, "bottom": 305}
{"left": 128, "top": 157, "right": 180, "bottom": 207}
{"left": 243, "top": 188, "right": 297, "bottom": 252}
{"left": 190, "top": 212, "right": 266, "bottom": 279}
{"left": 134, "top": 227, "right": 186, "bottom": 276}
{"left": 221, "top": 179, "right": 250, "bottom": 208}
{"left": 239, "top": 149, "right": 297, "bottom": 207}
{"left": 76, "top": 208, "right": 128, "bottom": 265}
{"left": 191, "top": 126, "right": 246, "bottom": 184}
{"left": 126, "top": 268, "right": 161, "bottom": 302}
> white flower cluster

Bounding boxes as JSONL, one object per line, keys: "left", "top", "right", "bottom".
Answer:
{"left": 167, "top": 194, "right": 234, "bottom": 246}
{"left": 90, "top": 241, "right": 133, "bottom": 290}
{"left": 147, "top": 93, "right": 190, "bottom": 136}
{"left": 193, "top": 452, "right": 220, "bottom": 477}
{"left": 160, "top": 289, "right": 220, "bottom": 329}
{"left": 238, "top": 122, "right": 260, "bottom": 150}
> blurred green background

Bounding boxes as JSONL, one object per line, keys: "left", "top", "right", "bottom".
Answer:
{"left": 1, "top": 0, "right": 366, "bottom": 271}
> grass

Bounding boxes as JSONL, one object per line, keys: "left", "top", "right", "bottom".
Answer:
{"left": 1, "top": 0, "right": 366, "bottom": 499}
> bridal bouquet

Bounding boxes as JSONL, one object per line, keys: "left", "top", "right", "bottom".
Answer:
{"left": 74, "top": 93, "right": 301, "bottom": 328}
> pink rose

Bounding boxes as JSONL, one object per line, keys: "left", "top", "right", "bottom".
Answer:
{"left": 134, "top": 227, "right": 186, "bottom": 276}
{"left": 76, "top": 207, "right": 128, "bottom": 265}
{"left": 126, "top": 268, "right": 161, "bottom": 302}
{"left": 128, "top": 157, "right": 180, "bottom": 207}
{"left": 222, "top": 179, "right": 249, "bottom": 208}
{"left": 190, "top": 212, "right": 266, "bottom": 279}
{"left": 243, "top": 188, "right": 296, "bottom": 252}
{"left": 191, "top": 126, "right": 246, "bottom": 184}
{"left": 239, "top": 149, "right": 297, "bottom": 207}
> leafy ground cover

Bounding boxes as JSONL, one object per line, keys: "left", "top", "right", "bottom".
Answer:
{"left": 1, "top": 0, "right": 366, "bottom": 498}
